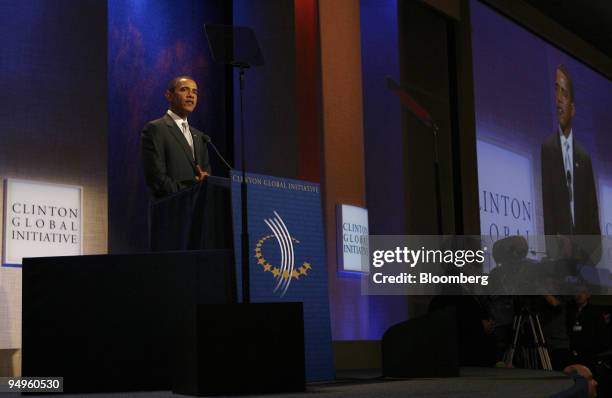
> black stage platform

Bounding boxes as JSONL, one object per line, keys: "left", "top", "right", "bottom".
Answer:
{"left": 4, "top": 368, "right": 575, "bottom": 397}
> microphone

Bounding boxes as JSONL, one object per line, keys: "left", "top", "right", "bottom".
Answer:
{"left": 202, "top": 135, "right": 233, "bottom": 171}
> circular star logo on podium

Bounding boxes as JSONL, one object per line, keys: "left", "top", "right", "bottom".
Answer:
{"left": 254, "top": 211, "right": 313, "bottom": 297}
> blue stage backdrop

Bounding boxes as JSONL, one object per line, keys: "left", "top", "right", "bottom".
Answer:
{"left": 0, "top": 0, "right": 108, "bottom": 351}
{"left": 361, "top": 0, "right": 405, "bottom": 236}
{"left": 231, "top": 172, "right": 334, "bottom": 382}
{"left": 107, "top": 0, "right": 231, "bottom": 253}
{"left": 358, "top": 0, "right": 410, "bottom": 340}
{"left": 232, "top": 0, "right": 300, "bottom": 177}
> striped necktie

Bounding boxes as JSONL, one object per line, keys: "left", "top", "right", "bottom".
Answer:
{"left": 182, "top": 122, "right": 194, "bottom": 158}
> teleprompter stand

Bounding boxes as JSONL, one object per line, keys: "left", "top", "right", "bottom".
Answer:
{"left": 171, "top": 25, "right": 306, "bottom": 396}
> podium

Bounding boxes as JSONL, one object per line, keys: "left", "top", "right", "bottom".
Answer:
{"left": 150, "top": 176, "right": 234, "bottom": 251}
{"left": 22, "top": 176, "right": 307, "bottom": 394}
{"left": 173, "top": 302, "right": 305, "bottom": 396}
{"left": 22, "top": 250, "right": 236, "bottom": 393}
{"left": 382, "top": 306, "right": 459, "bottom": 378}
{"left": 22, "top": 178, "right": 237, "bottom": 392}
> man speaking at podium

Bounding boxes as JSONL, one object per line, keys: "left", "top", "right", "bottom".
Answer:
{"left": 142, "top": 76, "right": 211, "bottom": 198}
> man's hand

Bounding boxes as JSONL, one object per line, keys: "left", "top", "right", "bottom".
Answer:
{"left": 195, "top": 165, "right": 209, "bottom": 182}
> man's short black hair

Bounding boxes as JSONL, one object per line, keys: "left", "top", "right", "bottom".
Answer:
{"left": 167, "top": 75, "right": 195, "bottom": 92}
{"left": 556, "top": 64, "right": 574, "bottom": 102}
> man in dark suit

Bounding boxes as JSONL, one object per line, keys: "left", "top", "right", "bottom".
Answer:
{"left": 541, "top": 65, "right": 600, "bottom": 263}
{"left": 142, "top": 76, "right": 211, "bottom": 198}
{"left": 567, "top": 288, "right": 609, "bottom": 370}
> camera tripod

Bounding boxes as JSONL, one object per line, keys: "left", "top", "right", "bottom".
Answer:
{"left": 503, "top": 306, "right": 552, "bottom": 370}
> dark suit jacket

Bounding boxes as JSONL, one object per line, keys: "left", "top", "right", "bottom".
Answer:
{"left": 567, "top": 303, "right": 609, "bottom": 367}
{"left": 142, "top": 114, "right": 211, "bottom": 198}
{"left": 541, "top": 132, "right": 600, "bottom": 262}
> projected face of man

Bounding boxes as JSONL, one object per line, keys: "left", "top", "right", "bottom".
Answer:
{"left": 555, "top": 68, "right": 575, "bottom": 137}
{"left": 165, "top": 78, "right": 198, "bottom": 119}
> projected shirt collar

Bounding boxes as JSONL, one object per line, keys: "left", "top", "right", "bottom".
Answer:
{"left": 167, "top": 109, "right": 194, "bottom": 157}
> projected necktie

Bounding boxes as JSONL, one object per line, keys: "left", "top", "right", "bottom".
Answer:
{"left": 564, "top": 141, "right": 574, "bottom": 224}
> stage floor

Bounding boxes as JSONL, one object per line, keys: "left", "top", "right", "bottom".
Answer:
{"left": 3, "top": 367, "right": 573, "bottom": 398}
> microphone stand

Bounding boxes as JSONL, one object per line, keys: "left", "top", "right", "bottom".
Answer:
{"left": 204, "top": 24, "right": 264, "bottom": 305}
{"left": 234, "top": 62, "right": 251, "bottom": 304}
{"left": 387, "top": 76, "right": 443, "bottom": 234}
{"left": 432, "top": 122, "right": 443, "bottom": 235}
{"left": 205, "top": 137, "right": 233, "bottom": 171}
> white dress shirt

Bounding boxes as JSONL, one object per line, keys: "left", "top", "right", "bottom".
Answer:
{"left": 167, "top": 109, "right": 194, "bottom": 158}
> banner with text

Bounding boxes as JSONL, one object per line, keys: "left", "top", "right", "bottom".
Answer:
{"left": 231, "top": 171, "right": 333, "bottom": 382}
